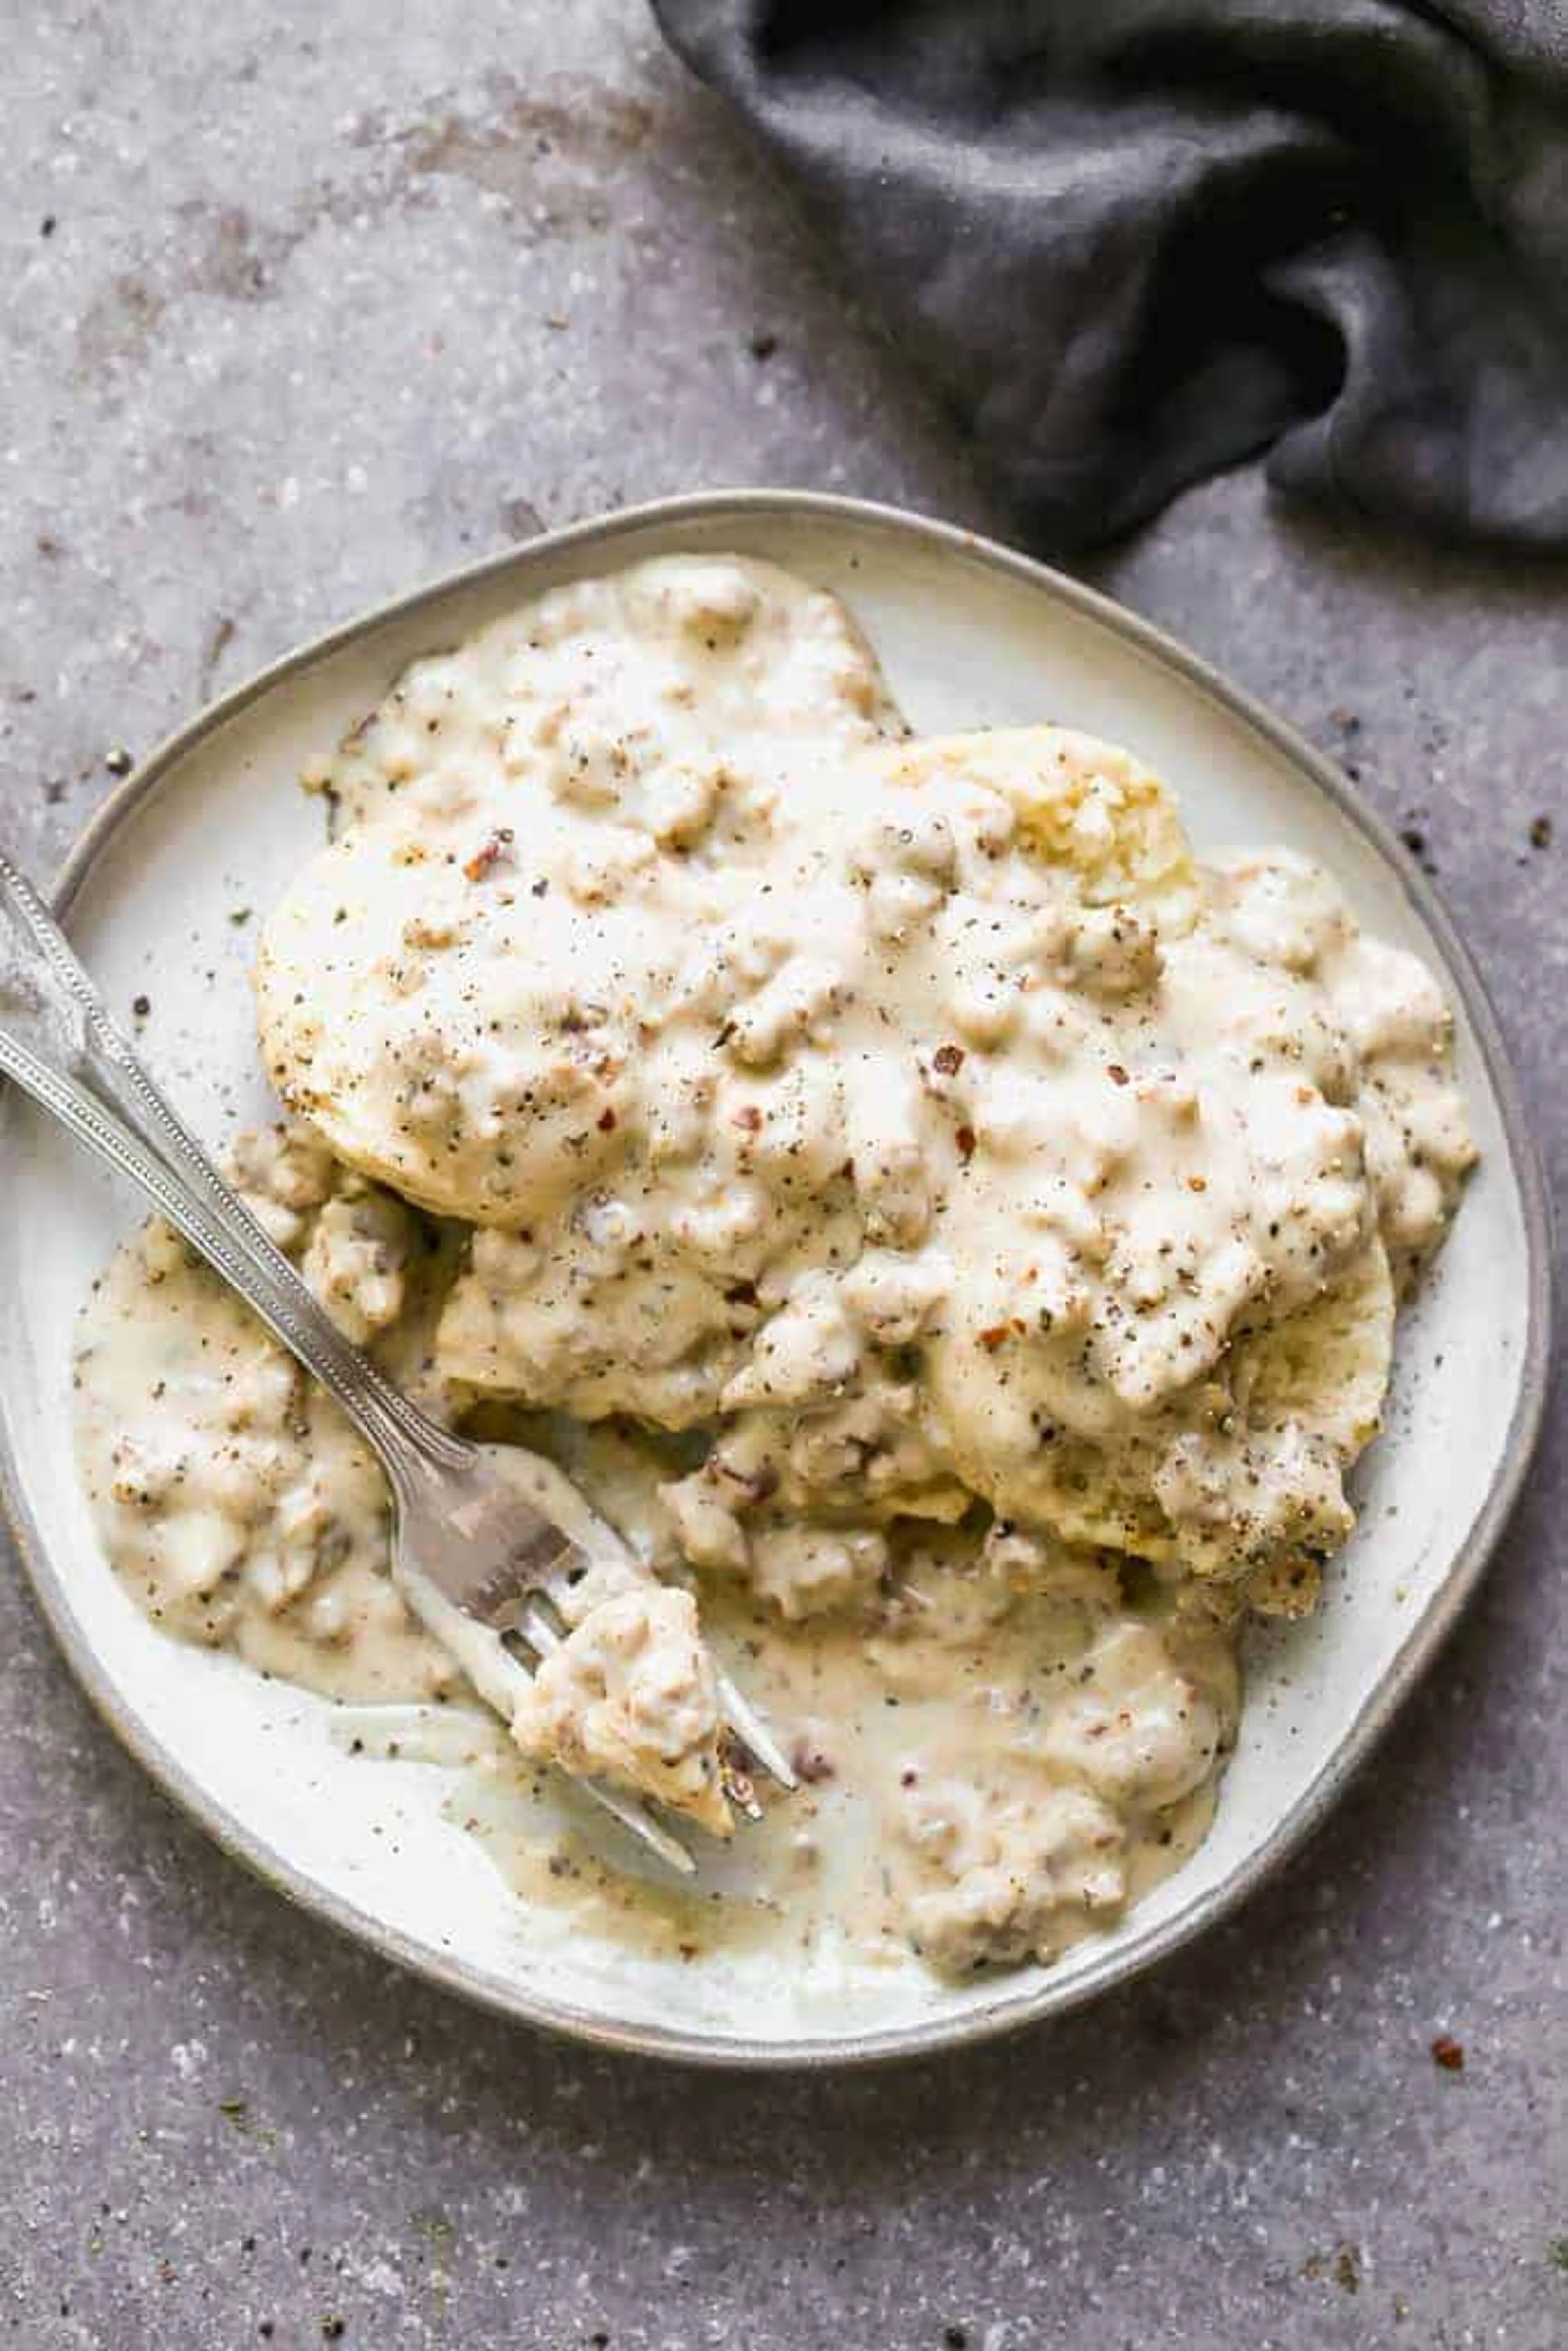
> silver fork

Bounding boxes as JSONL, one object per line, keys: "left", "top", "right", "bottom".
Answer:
{"left": 0, "top": 849, "right": 795, "bottom": 1874}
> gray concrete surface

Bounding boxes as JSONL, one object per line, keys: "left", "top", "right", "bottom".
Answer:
{"left": 1, "top": 6, "right": 1563, "bottom": 2347}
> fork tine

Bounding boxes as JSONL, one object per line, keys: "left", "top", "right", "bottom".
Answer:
{"left": 713, "top": 1667, "right": 797, "bottom": 1792}
{"left": 577, "top": 1778, "right": 699, "bottom": 1877}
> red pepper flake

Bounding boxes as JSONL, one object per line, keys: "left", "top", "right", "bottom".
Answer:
{"left": 733, "top": 1104, "right": 763, "bottom": 1134}
{"left": 1106, "top": 1063, "right": 1130, "bottom": 1086}
{"left": 932, "top": 1043, "right": 965, "bottom": 1077}
{"left": 955, "top": 1125, "right": 977, "bottom": 1163}
{"left": 978, "top": 1323, "right": 1009, "bottom": 1350}
{"left": 596, "top": 1107, "right": 617, "bottom": 1132}
{"left": 1431, "top": 2033, "right": 1465, "bottom": 2071}
{"left": 463, "top": 827, "right": 514, "bottom": 882}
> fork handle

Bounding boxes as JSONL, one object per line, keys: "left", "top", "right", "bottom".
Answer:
{"left": 0, "top": 856, "right": 471, "bottom": 1499}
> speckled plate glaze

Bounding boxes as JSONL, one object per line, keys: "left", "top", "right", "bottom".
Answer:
{"left": 0, "top": 494, "right": 1550, "bottom": 2067}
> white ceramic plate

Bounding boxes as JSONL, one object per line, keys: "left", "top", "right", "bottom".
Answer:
{"left": 0, "top": 494, "right": 1548, "bottom": 2066}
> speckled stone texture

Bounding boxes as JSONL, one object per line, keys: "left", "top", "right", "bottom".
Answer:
{"left": 1, "top": 7, "right": 1563, "bottom": 2348}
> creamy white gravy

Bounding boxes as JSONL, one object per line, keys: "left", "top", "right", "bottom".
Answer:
{"left": 75, "top": 556, "right": 1474, "bottom": 1980}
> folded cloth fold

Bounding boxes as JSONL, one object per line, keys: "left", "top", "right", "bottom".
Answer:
{"left": 655, "top": 0, "right": 1568, "bottom": 553}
